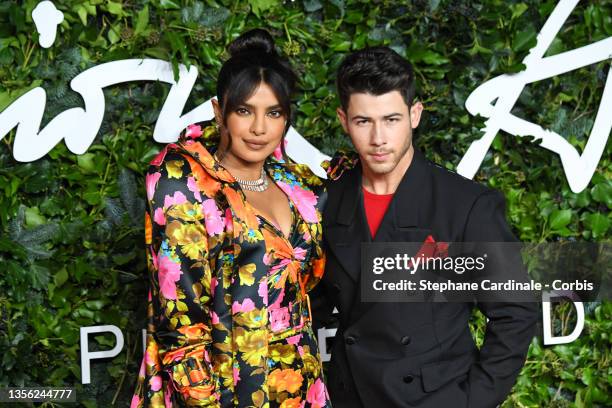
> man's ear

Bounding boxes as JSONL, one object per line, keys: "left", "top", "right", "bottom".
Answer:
{"left": 409, "top": 101, "right": 424, "bottom": 129}
{"left": 212, "top": 98, "right": 223, "bottom": 125}
{"left": 337, "top": 107, "right": 349, "bottom": 133}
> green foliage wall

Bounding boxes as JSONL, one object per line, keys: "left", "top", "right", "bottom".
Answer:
{"left": 0, "top": 0, "right": 610, "bottom": 406}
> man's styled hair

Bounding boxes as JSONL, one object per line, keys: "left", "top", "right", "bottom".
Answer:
{"left": 336, "top": 46, "right": 416, "bottom": 111}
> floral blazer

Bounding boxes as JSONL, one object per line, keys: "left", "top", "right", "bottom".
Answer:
{"left": 131, "top": 123, "right": 331, "bottom": 408}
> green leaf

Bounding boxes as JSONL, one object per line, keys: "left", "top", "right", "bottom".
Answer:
{"left": 512, "top": 25, "right": 537, "bottom": 52}
{"left": 591, "top": 182, "right": 612, "bottom": 208}
{"left": 581, "top": 367, "right": 593, "bottom": 386}
{"left": 159, "top": 0, "right": 180, "bottom": 9}
{"left": 54, "top": 268, "right": 69, "bottom": 288}
{"left": 134, "top": 5, "right": 149, "bottom": 35}
{"left": 85, "top": 300, "right": 106, "bottom": 311}
{"left": 299, "top": 102, "right": 316, "bottom": 116}
{"left": 25, "top": 207, "right": 46, "bottom": 227}
{"left": 345, "top": 10, "right": 362, "bottom": 24}
{"left": 77, "top": 5, "right": 88, "bottom": 26}
{"left": 549, "top": 209, "right": 572, "bottom": 230}
{"left": 408, "top": 47, "right": 450, "bottom": 66}
{"left": 249, "top": 0, "right": 279, "bottom": 18}
{"left": 429, "top": 0, "right": 441, "bottom": 12}
{"left": 77, "top": 153, "right": 96, "bottom": 173}
{"left": 83, "top": 191, "right": 101, "bottom": 206}
{"left": 583, "top": 213, "right": 610, "bottom": 239}
{"left": 107, "top": 24, "right": 121, "bottom": 44}
{"left": 421, "top": 51, "right": 450, "bottom": 65}
{"left": 330, "top": 39, "right": 351, "bottom": 52}
{"left": 165, "top": 31, "right": 184, "bottom": 53}
{"left": 510, "top": 3, "right": 529, "bottom": 20}
{"left": 106, "top": 1, "right": 124, "bottom": 16}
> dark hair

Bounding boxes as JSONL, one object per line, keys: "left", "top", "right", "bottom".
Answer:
{"left": 336, "top": 46, "right": 416, "bottom": 111}
{"left": 216, "top": 29, "right": 297, "bottom": 159}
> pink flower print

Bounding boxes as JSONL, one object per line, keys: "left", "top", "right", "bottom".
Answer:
{"left": 153, "top": 207, "right": 166, "bottom": 225}
{"left": 297, "top": 345, "right": 305, "bottom": 356}
{"left": 157, "top": 252, "right": 183, "bottom": 300}
{"left": 269, "top": 263, "right": 286, "bottom": 275}
{"left": 149, "top": 375, "right": 162, "bottom": 392}
{"left": 163, "top": 191, "right": 187, "bottom": 209}
{"left": 211, "top": 277, "right": 218, "bottom": 294}
{"left": 286, "top": 334, "right": 302, "bottom": 345}
{"left": 224, "top": 208, "right": 233, "bottom": 232}
{"left": 293, "top": 247, "right": 307, "bottom": 261}
{"left": 306, "top": 378, "right": 327, "bottom": 408}
{"left": 187, "top": 177, "right": 203, "bottom": 202}
{"left": 272, "top": 139, "right": 288, "bottom": 161}
{"left": 150, "top": 146, "right": 168, "bottom": 166}
{"left": 277, "top": 181, "right": 318, "bottom": 223}
{"left": 211, "top": 311, "right": 219, "bottom": 324}
{"left": 270, "top": 306, "right": 290, "bottom": 332}
{"left": 263, "top": 252, "right": 273, "bottom": 266}
{"left": 130, "top": 394, "right": 140, "bottom": 408}
{"left": 202, "top": 199, "right": 224, "bottom": 235}
{"left": 233, "top": 366, "right": 241, "bottom": 386}
{"left": 138, "top": 357, "right": 146, "bottom": 376}
{"left": 258, "top": 280, "right": 268, "bottom": 305}
{"left": 185, "top": 124, "right": 203, "bottom": 139}
{"left": 151, "top": 250, "right": 158, "bottom": 270}
{"left": 269, "top": 287, "right": 285, "bottom": 310}
{"left": 146, "top": 172, "right": 161, "bottom": 201}
{"left": 164, "top": 382, "right": 173, "bottom": 407}
{"left": 144, "top": 347, "right": 154, "bottom": 366}
{"left": 232, "top": 298, "right": 255, "bottom": 314}
{"left": 167, "top": 350, "right": 185, "bottom": 363}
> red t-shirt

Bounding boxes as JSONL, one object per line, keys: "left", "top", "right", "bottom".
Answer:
{"left": 362, "top": 187, "right": 394, "bottom": 238}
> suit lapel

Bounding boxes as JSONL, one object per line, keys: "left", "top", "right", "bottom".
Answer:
{"left": 374, "top": 148, "right": 433, "bottom": 243}
{"left": 325, "top": 166, "right": 370, "bottom": 283}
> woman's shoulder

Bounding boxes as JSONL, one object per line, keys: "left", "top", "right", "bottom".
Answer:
{"left": 145, "top": 122, "right": 228, "bottom": 204}
{"left": 146, "top": 121, "right": 234, "bottom": 184}
{"left": 267, "top": 158, "right": 324, "bottom": 192}
{"left": 266, "top": 150, "right": 360, "bottom": 195}
{"left": 321, "top": 150, "right": 360, "bottom": 181}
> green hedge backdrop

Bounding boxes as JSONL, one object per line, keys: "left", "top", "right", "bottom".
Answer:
{"left": 0, "top": 0, "right": 610, "bottom": 406}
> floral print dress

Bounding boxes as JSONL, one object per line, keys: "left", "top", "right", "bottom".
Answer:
{"left": 131, "top": 123, "right": 331, "bottom": 408}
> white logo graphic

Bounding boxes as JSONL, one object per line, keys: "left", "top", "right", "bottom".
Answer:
{"left": 457, "top": 0, "right": 612, "bottom": 193}
{"left": 31, "top": 1, "right": 64, "bottom": 48}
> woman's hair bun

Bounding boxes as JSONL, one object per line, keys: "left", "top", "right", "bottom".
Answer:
{"left": 227, "top": 28, "right": 277, "bottom": 58}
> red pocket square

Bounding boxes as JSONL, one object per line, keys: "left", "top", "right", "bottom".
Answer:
{"left": 409, "top": 235, "right": 449, "bottom": 269}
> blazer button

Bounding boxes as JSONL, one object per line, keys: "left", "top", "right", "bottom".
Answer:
{"left": 403, "top": 375, "right": 414, "bottom": 384}
{"left": 345, "top": 335, "right": 357, "bottom": 345}
{"left": 400, "top": 336, "right": 411, "bottom": 345}
{"left": 333, "top": 283, "right": 341, "bottom": 292}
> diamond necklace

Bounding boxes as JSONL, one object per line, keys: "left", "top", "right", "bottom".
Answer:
{"left": 214, "top": 152, "right": 269, "bottom": 192}
{"left": 234, "top": 166, "right": 269, "bottom": 192}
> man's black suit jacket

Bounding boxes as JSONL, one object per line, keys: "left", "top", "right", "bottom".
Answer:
{"left": 313, "top": 148, "right": 538, "bottom": 408}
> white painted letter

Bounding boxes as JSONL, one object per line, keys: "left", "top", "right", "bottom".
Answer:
{"left": 80, "top": 325, "right": 124, "bottom": 384}
{"left": 542, "top": 291, "right": 584, "bottom": 345}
